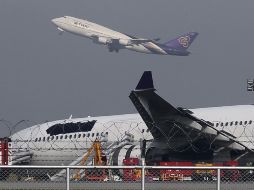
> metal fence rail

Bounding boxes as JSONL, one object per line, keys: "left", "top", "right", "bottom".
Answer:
{"left": 0, "top": 165, "right": 254, "bottom": 190}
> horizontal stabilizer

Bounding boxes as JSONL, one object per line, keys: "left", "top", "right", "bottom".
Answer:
{"left": 228, "top": 142, "right": 245, "bottom": 151}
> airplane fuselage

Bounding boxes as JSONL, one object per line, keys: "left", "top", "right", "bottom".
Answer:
{"left": 10, "top": 105, "right": 254, "bottom": 165}
{"left": 52, "top": 16, "right": 159, "bottom": 54}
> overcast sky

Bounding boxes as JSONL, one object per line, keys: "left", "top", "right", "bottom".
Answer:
{"left": 1, "top": 0, "right": 254, "bottom": 137}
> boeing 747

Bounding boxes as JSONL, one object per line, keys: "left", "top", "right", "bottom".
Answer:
{"left": 51, "top": 16, "right": 198, "bottom": 55}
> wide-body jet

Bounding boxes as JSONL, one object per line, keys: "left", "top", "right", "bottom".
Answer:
{"left": 51, "top": 16, "right": 198, "bottom": 55}
{"left": 7, "top": 72, "right": 254, "bottom": 167}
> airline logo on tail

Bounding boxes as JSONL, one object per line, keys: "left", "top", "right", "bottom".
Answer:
{"left": 178, "top": 36, "right": 190, "bottom": 48}
{"left": 163, "top": 32, "right": 198, "bottom": 53}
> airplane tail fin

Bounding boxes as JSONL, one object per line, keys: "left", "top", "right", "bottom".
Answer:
{"left": 130, "top": 72, "right": 250, "bottom": 152}
{"left": 135, "top": 71, "right": 154, "bottom": 91}
{"left": 129, "top": 71, "right": 181, "bottom": 141}
{"left": 164, "top": 32, "right": 198, "bottom": 50}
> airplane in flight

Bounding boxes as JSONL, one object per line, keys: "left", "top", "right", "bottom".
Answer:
{"left": 51, "top": 16, "right": 198, "bottom": 55}
{"left": 4, "top": 72, "right": 254, "bottom": 169}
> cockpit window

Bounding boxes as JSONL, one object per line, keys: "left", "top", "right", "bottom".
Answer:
{"left": 46, "top": 120, "right": 96, "bottom": 136}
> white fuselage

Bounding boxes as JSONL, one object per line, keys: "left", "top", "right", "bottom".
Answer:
{"left": 10, "top": 105, "right": 254, "bottom": 165}
{"left": 51, "top": 16, "right": 167, "bottom": 54}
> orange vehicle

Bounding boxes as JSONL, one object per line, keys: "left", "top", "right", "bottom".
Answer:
{"left": 73, "top": 140, "right": 108, "bottom": 181}
{"left": 123, "top": 158, "right": 141, "bottom": 181}
{"left": 193, "top": 162, "right": 216, "bottom": 181}
{"left": 159, "top": 162, "right": 193, "bottom": 181}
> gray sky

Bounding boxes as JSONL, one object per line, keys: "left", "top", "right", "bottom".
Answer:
{"left": 1, "top": 0, "right": 254, "bottom": 137}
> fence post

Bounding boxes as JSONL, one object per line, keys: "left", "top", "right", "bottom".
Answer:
{"left": 66, "top": 167, "right": 70, "bottom": 190}
{"left": 141, "top": 139, "right": 146, "bottom": 190}
{"left": 141, "top": 158, "right": 145, "bottom": 190}
{"left": 217, "top": 168, "right": 221, "bottom": 190}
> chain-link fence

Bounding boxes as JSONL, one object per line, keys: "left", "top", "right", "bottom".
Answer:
{"left": 0, "top": 165, "right": 254, "bottom": 190}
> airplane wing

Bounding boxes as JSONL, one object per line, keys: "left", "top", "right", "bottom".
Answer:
{"left": 128, "top": 38, "right": 160, "bottom": 45}
{"left": 129, "top": 71, "right": 252, "bottom": 154}
{"left": 91, "top": 35, "right": 159, "bottom": 46}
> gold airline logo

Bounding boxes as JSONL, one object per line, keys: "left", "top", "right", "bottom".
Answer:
{"left": 178, "top": 36, "right": 190, "bottom": 48}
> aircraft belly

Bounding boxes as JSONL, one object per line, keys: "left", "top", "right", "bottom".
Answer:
{"left": 143, "top": 42, "right": 167, "bottom": 55}
{"left": 23, "top": 140, "right": 93, "bottom": 165}
{"left": 30, "top": 150, "right": 80, "bottom": 166}
{"left": 126, "top": 45, "right": 152, "bottom": 54}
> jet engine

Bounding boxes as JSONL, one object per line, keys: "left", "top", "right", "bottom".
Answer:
{"left": 110, "top": 145, "right": 141, "bottom": 165}
{"left": 97, "top": 37, "right": 111, "bottom": 44}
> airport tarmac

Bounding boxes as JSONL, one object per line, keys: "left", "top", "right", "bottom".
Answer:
{"left": 0, "top": 181, "right": 253, "bottom": 190}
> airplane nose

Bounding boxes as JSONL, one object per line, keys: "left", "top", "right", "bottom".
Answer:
{"left": 51, "top": 18, "right": 58, "bottom": 25}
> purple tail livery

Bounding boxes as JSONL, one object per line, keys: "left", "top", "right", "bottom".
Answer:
{"left": 164, "top": 32, "right": 199, "bottom": 51}
{"left": 148, "top": 32, "right": 199, "bottom": 56}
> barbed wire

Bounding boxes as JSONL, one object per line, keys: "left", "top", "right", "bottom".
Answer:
{"left": 1, "top": 119, "right": 253, "bottom": 156}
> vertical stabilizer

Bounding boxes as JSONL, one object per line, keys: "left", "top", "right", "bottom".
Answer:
{"left": 164, "top": 32, "right": 198, "bottom": 50}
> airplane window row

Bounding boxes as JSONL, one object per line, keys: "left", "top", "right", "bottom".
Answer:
{"left": 215, "top": 120, "right": 252, "bottom": 127}
{"left": 34, "top": 132, "right": 108, "bottom": 142}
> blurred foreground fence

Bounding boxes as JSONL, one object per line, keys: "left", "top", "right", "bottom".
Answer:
{"left": 0, "top": 165, "right": 254, "bottom": 190}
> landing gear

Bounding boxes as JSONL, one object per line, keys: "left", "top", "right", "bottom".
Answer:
{"left": 108, "top": 45, "right": 119, "bottom": 53}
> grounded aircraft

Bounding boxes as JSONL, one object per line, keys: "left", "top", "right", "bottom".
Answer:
{"left": 6, "top": 72, "right": 254, "bottom": 168}
{"left": 51, "top": 16, "right": 198, "bottom": 55}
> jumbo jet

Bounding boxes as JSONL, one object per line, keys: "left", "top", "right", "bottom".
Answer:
{"left": 51, "top": 16, "right": 198, "bottom": 55}
{"left": 6, "top": 72, "right": 254, "bottom": 169}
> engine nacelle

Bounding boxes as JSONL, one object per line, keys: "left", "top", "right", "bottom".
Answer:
{"left": 97, "top": 37, "right": 111, "bottom": 44}
{"left": 110, "top": 145, "right": 141, "bottom": 165}
{"left": 119, "top": 39, "right": 131, "bottom": 46}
